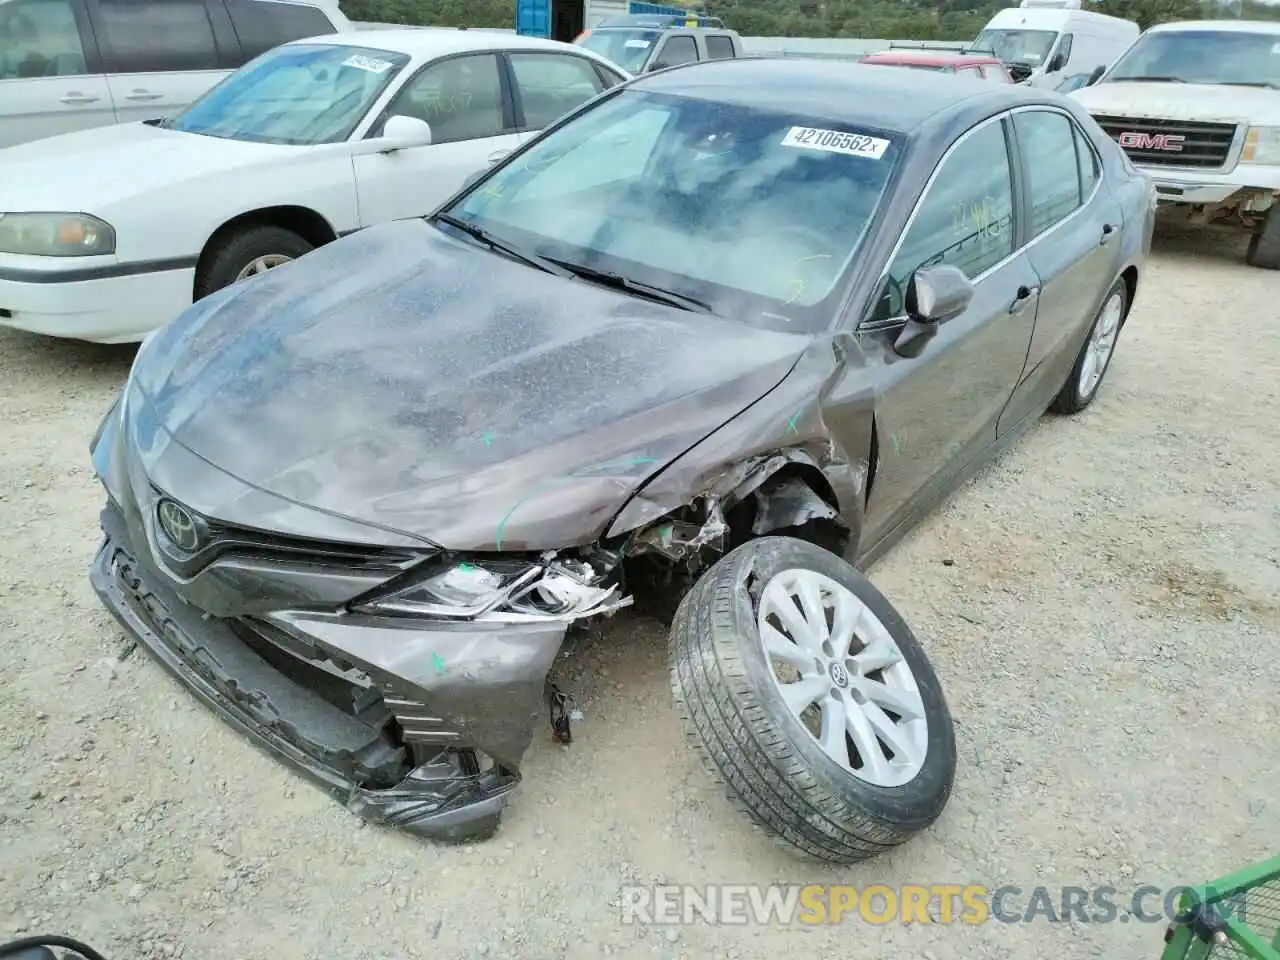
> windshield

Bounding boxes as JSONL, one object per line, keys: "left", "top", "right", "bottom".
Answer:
{"left": 974, "top": 29, "right": 1058, "bottom": 66}
{"left": 439, "top": 89, "right": 902, "bottom": 332}
{"left": 576, "top": 29, "right": 661, "bottom": 73}
{"left": 164, "top": 43, "right": 410, "bottom": 145}
{"left": 1103, "top": 29, "right": 1280, "bottom": 87}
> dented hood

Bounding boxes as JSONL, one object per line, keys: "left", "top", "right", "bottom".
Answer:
{"left": 131, "top": 219, "right": 809, "bottom": 551}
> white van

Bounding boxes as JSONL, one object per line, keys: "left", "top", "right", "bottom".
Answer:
{"left": 974, "top": 0, "right": 1139, "bottom": 89}
{"left": 0, "top": 0, "right": 351, "bottom": 149}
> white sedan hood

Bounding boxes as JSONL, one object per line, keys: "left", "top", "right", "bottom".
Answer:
{"left": 0, "top": 122, "right": 297, "bottom": 212}
{"left": 1072, "top": 82, "right": 1280, "bottom": 126}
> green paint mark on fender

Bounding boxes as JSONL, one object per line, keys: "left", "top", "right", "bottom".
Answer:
{"left": 431, "top": 652, "right": 447, "bottom": 675}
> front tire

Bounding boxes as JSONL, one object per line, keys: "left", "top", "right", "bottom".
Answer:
{"left": 669, "top": 536, "right": 956, "bottom": 864}
{"left": 1049, "top": 277, "right": 1127, "bottom": 415}
{"left": 195, "top": 225, "right": 314, "bottom": 299}
{"left": 1246, "top": 208, "right": 1280, "bottom": 270}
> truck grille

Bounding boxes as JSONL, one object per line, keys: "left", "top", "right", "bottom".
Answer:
{"left": 1091, "top": 115, "right": 1238, "bottom": 169}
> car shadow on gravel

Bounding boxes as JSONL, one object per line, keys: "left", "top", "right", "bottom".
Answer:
{"left": 0, "top": 328, "right": 137, "bottom": 386}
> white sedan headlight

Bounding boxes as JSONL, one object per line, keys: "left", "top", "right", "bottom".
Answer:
{"left": 0, "top": 212, "right": 116, "bottom": 256}
{"left": 356, "top": 557, "right": 629, "bottom": 622}
{"left": 1243, "top": 126, "right": 1280, "bottom": 166}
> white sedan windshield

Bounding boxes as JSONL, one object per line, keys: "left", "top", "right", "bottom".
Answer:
{"left": 165, "top": 43, "right": 410, "bottom": 145}
{"left": 443, "top": 89, "right": 902, "bottom": 331}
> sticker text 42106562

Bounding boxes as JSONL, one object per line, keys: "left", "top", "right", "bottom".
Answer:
{"left": 780, "top": 127, "right": 891, "bottom": 160}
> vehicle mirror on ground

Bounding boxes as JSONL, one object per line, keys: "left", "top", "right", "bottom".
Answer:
{"left": 893, "top": 264, "right": 973, "bottom": 358}
{"left": 1086, "top": 64, "right": 1105, "bottom": 86}
{"left": 378, "top": 115, "right": 433, "bottom": 153}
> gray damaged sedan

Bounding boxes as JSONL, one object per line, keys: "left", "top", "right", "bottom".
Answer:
{"left": 89, "top": 58, "right": 1153, "bottom": 863}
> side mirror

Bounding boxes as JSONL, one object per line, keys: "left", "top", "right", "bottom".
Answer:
{"left": 892, "top": 265, "right": 973, "bottom": 359}
{"left": 378, "top": 114, "right": 432, "bottom": 153}
{"left": 1085, "top": 64, "right": 1105, "bottom": 86}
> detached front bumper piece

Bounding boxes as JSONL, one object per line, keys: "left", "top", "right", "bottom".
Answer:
{"left": 90, "top": 501, "right": 568, "bottom": 842}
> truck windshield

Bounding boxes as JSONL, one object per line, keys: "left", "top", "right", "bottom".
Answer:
{"left": 1104, "top": 29, "right": 1280, "bottom": 88}
{"left": 974, "top": 28, "right": 1058, "bottom": 66}
{"left": 437, "top": 89, "right": 902, "bottom": 332}
{"left": 576, "top": 28, "right": 663, "bottom": 73}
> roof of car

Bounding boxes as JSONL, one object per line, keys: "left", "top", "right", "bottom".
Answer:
{"left": 300, "top": 28, "right": 597, "bottom": 58}
{"left": 1144, "top": 18, "right": 1280, "bottom": 34}
{"left": 632, "top": 57, "right": 1043, "bottom": 134}
{"left": 860, "top": 50, "right": 1002, "bottom": 66}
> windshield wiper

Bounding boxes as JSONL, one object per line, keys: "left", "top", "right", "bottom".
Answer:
{"left": 432, "top": 214, "right": 572, "bottom": 278}
{"left": 1217, "top": 81, "right": 1279, "bottom": 89}
{"left": 546, "top": 258, "right": 714, "bottom": 314}
{"left": 1107, "top": 75, "right": 1186, "bottom": 83}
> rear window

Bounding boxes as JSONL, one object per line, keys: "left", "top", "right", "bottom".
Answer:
{"left": 226, "top": 0, "right": 337, "bottom": 64}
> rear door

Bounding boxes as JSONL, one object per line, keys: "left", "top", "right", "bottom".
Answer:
{"left": 998, "top": 105, "right": 1123, "bottom": 432}
{"left": 507, "top": 50, "right": 616, "bottom": 148}
{"left": 850, "top": 114, "right": 1041, "bottom": 549}
{"left": 0, "top": 0, "right": 114, "bottom": 147}
{"left": 703, "top": 33, "right": 736, "bottom": 60}
{"left": 86, "top": 0, "right": 232, "bottom": 123}
{"left": 353, "top": 52, "right": 521, "bottom": 225}
{"left": 220, "top": 0, "right": 339, "bottom": 67}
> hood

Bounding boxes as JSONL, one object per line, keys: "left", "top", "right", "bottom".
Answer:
{"left": 131, "top": 219, "right": 810, "bottom": 551}
{"left": 1073, "top": 81, "right": 1280, "bottom": 124}
{"left": 0, "top": 122, "right": 294, "bottom": 211}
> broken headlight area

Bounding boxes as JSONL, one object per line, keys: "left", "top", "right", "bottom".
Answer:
{"left": 352, "top": 552, "right": 633, "bottom": 623}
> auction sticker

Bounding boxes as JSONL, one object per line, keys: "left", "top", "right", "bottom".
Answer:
{"left": 781, "top": 126, "right": 890, "bottom": 159}
{"left": 343, "top": 54, "right": 394, "bottom": 74}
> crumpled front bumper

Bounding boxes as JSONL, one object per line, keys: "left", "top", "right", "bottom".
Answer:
{"left": 90, "top": 499, "right": 570, "bottom": 842}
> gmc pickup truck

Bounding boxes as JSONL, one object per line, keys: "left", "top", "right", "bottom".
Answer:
{"left": 1072, "top": 19, "right": 1280, "bottom": 269}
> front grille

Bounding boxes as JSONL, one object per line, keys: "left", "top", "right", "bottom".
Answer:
{"left": 1092, "top": 114, "right": 1238, "bottom": 169}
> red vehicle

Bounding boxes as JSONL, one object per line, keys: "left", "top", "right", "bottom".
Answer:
{"left": 859, "top": 50, "right": 1014, "bottom": 83}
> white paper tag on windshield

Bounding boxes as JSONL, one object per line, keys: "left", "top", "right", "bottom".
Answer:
{"left": 343, "top": 54, "right": 394, "bottom": 74}
{"left": 780, "top": 126, "right": 890, "bottom": 159}
{"left": 624, "top": 39, "right": 651, "bottom": 48}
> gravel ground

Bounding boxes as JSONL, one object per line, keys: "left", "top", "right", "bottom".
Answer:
{"left": 1, "top": 219, "right": 1277, "bottom": 960}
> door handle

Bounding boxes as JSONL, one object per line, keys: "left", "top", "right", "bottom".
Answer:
{"left": 125, "top": 89, "right": 164, "bottom": 101}
{"left": 1099, "top": 223, "right": 1116, "bottom": 246}
{"left": 487, "top": 149, "right": 510, "bottom": 165}
{"left": 60, "top": 92, "right": 100, "bottom": 105}
{"left": 1008, "top": 284, "right": 1039, "bottom": 315}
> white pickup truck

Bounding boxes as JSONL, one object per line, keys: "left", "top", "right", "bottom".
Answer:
{"left": 1072, "top": 20, "right": 1280, "bottom": 269}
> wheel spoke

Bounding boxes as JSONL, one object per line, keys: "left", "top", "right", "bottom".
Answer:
{"left": 761, "top": 621, "right": 815, "bottom": 672}
{"left": 818, "top": 696, "right": 852, "bottom": 769}
{"left": 780, "top": 675, "right": 828, "bottom": 718}
{"left": 827, "top": 590, "right": 861, "bottom": 659}
{"left": 763, "top": 580, "right": 822, "bottom": 653}
{"left": 851, "top": 677, "right": 924, "bottom": 720}
{"left": 862, "top": 700, "right": 923, "bottom": 769}
{"left": 794, "top": 575, "right": 829, "bottom": 646}
{"left": 843, "top": 701, "right": 890, "bottom": 781}
{"left": 850, "top": 633, "right": 901, "bottom": 675}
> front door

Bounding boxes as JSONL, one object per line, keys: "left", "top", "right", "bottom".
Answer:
{"left": 353, "top": 52, "right": 522, "bottom": 226}
{"left": 846, "top": 115, "right": 1040, "bottom": 550}
{"left": 998, "top": 106, "right": 1124, "bottom": 431}
{"left": 0, "top": 0, "right": 114, "bottom": 148}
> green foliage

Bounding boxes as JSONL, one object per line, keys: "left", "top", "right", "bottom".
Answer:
{"left": 343, "top": 0, "right": 1280, "bottom": 39}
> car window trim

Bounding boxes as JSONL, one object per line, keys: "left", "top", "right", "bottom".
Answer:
{"left": 503, "top": 49, "right": 607, "bottom": 134}
{"left": 1006, "top": 104, "right": 1103, "bottom": 247}
{"left": 360, "top": 49, "right": 516, "bottom": 144}
{"left": 857, "top": 111, "right": 1021, "bottom": 332}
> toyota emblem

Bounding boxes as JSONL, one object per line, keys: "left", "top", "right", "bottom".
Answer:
{"left": 828, "top": 661, "right": 850, "bottom": 688}
{"left": 157, "top": 499, "right": 201, "bottom": 552}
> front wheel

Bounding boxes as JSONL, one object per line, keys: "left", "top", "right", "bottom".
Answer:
{"left": 1049, "top": 277, "right": 1127, "bottom": 415}
{"left": 195, "top": 225, "right": 315, "bottom": 300}
{"left": 669, "top": 536, "right": 956, "bottom": 863}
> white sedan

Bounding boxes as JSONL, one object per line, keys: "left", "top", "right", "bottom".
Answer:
{"left": 0, "top": 29, "right": 628, "bottom": 343}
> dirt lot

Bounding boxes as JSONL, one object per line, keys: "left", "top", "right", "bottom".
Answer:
{"left": 1, "top": 220, "right": 1277, "bottom": 960}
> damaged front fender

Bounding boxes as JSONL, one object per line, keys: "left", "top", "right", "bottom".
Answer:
{"left": 606, "top": 337, "right": 874, "bottom": 550}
